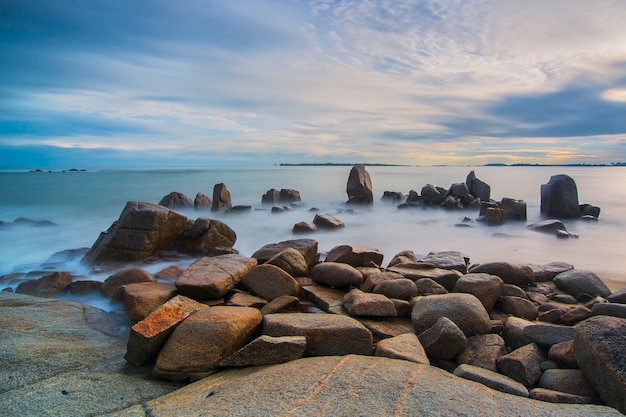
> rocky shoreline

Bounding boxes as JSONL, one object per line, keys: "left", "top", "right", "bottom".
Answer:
{"left": 1, "top": 165, "right": 624, "bottom": 416}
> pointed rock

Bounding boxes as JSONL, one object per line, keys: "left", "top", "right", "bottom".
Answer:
{"left": 219, "top": 335, "right": 306, "bottom": 366}
{"left": 375, "top": 333, "right": 429, "bottom": 365}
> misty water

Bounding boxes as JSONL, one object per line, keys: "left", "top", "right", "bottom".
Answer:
{"left": 1, "top": 165, "right": 625, "bottom": 309}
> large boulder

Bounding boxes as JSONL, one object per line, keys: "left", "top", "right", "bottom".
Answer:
{"left": 468, "top": 262, "right": 534, "bottom": 286}
{"left": 252, "top": 239, "right": 319, "bottom": 267}
{"left": 211, "top": 183, "right": 232, "bottom": 213}
{"left": 176, "top": 217, "right": 237, "bottom": 256}
{"left": 175, "top": 254, "right": 257, "bottom": 299}
{"left": 541, "top": 175, "right": 581, "bottom": 218}
{"left": 265, "top": 248, "right": 309, "bottom": 277}
{"left": 310, "top": 262, "right": 363, "bottom": 288}
{"left": 241, "top": 264, "right": 300, "bottom": 301}
{"left": 82, "top": 201, "right": 188, "bottom": 265}
{"left": 388, "top": 263, "right": 463, "bottom": 291}
{"left": 453, "top": 364, "right": 529, "bottom": 397}
{"left": 342, "top": 288, "right": 396, "bottom": 317}
{"left": 419, "top": 251, "right": 468, "bottom": 274}
{"left": 312, "top": 213, "right": 345, "bottom": 229}
{"left": 374, "top": 333, "right": 429, "bottom": 365}
{"left": 466, "top": 170, "right": 491, "bottom": 202}
{"left": 418, "top": 316, "right": 467, "bottom": 359}
{"left": 193, "top": 192, "right": 211, "bottom": 210}
{"left": 452, "top": 273, "right": 503, "bottom": 312}
{"left": 325, "top": 244, "right": 384, "bottom": 267}
{"left": 411, "top": 293, "right": 491, "bottom": 336}
{"left": 553, "top": 269, "right": 611, "bottom": 298}
{"left": 154, "top": 306, "right": 262, "bottom": 381}
{"left": 100, "top": 267, "right": 155, "bottom": 298}
{"left": 456, "top": 333, "right": 506, "bottom": 372}
{"left": 15, "top": 271, "right": 73, "bottom": 298}
{"left": 497, "top": 343, "right": 545, "bottom": 387}
{"left": 346, "top": 164, "right": 374, "bottom": 206}
{"left": 500, "top": 198, "right": 527, "bottom": 221}
{"left": 574, "top": 316, "right": 626, "bottom": 414}
{"left": 158, "top": 192, "right": 193, "bottom": 209}
{"left": 123, "top": 282, "right": 177, "bottom": 323}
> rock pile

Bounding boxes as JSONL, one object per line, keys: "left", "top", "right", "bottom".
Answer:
{"left": 117, "top": 238, "right": 626, "bottom": 414}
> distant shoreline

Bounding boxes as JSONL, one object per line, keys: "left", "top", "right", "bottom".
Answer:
{"left": 279, "top": 162, "right": 626, "bottom": 167}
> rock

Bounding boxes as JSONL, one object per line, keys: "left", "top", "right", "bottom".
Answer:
{"left": 260, "top": 295, "right": 300, "bottom": 315}
{"left": 381, "top": 191, "right": 404, "bottom": 203}
{"left": 193, "top": 192, "right": 211, "bottom": 210}
{"left": 468, "top": 262, "right": 534, "bottom": 286}
{"left": 497, "top": 343, "right": 545, "bottom": 387}
{"left": 418, "top": 317, "right": 467, "bottom": 359}
{"left": 529, "top": 388, "right": 597, "bottom": 405}
{"left": 607, "top": 287, "right": 626, "bottom": 304}
{"left": 388, "top": 250, "right": 418, "bottom": 267}
{"left": 154, "top": 306, "right": 262, "bottom": 381}
{"left": 177, "top": 217, "right": 237, "bottom": 256}
{"left": 15, "top": 271, "right": 73, "bottom": 298}
{"left": 421, "top": 184, "right": 443, "bottom": 204}
{"left": 574, "top": 315, "right": 626, "bottom": 413}
{"left": 158, "top": 192, "right": 193, "bottom": 209}
{"left": 175, "top": 254, "right": 257, "bottom": 299}
{"left": 560, "top": 305, "right": 591, "bottom": 325}
{"left": 541, "top": 174, "right": 581, "bottom": 218}
{"left": 502, "top": 316, "right": 534, "bottom": 350}
{"left": 415, "top": 278, "right": 448, "bottom": 295}
{"left": 453, "top": 364, "right": 529, "bottom": 397}
{"left": 375, "top": 333, "right": 429, "bottom": 364}
{"left": 252, "top": 239, "right": 319, "bottom": 267}
{"left": 539, "top": 369, "right": 599, "bottom": 400}
{"left": 261, "top": 189, "right": 281, "bottom": 205}
{"left": 483, "top": 206, "right": 505, "bottom": 225}
{"left": 372, "top": 278, "right": 417, "bottom": 300}
{"left": 301, "top": 284, "right": 347, "bottom": 314}
{"left": 0, "top": 292, "right": 179, "bottom": 417}
{"left": 501, "top": 283, "right": 528, "bottom": 299}
{"left": 280, "top": 188, "right": 301, "bottom": 203}
{"left": 466, "top": 170, "right": 491, "bottom": 202}
{"left": 500, "top": 197, "right": 527, "bottom": 221}
{"left": 262, "top": 313, "right": 373, "bottom": 356}
{"left": 125, "top": 295, "right": 207, "bottom": 366}
{"left": 266, "top": 247, "right": 309, "bottom": 277}
{"left": 346, "top": 164, "right": 374, "bottom": 205}
{"left": 154, "top": 265, "right": 184, "bottom": 281}
{"left": 553, "top": 269, "right": 611, "bottom": 298}
{"left": 228, "top": 204, "right": 252, "bottom": 213}
{"left": 83, "top": 201, "right": 189, "bottom": 265}
{"left": 123, "top": 282, "right": 177, "bottom": 322}
{"left": 343, "top": 288, "right": 396, "bottom": 317}
{"left": 456, "top": 333, "right": 506, "bottom": 372}
{"left": 527, "top": 219, "right": 571, "bottom": 237}
{"left": 591, "top": 303, "right": 626, "bottom": 318}
{"left": 500, "top": 296, "right": 539, "bottom": 321}
{"left": 140, "top": 355, "right": 621, "bottom": 417}
{"left": 325, "top": 244, "right": 383, "bottom": 267}
{"left": 292, "top": 221, "right": 318, "bottom": 233}
{"left": 527, "top": 262, "right": 575, "bottom": 282}
{"left": 219, "top": 335, "right": 307, "bottom": 366}
{"left": 312, "top": 212, "right": 345, "bottom": 229}
{"left": 225, "top": 292, "right": 267, "bottom": 308}
{"left": 412, "top": 293, "right": 492, "bottom": 336}
{"left": 524, "top": 323, "right": 576, "bottom": 347}
{"left": 453, "top": 273, "right": 503, "bottom": 311}
{"left": 388, "top": 262, "right": 463, "bottom": 291}
{"left": 549, "top": 340, "right": 578, "bottom": 369}
{"left": 211, "top": 183, "right": 232, "bottom": 213}
{"left": 580, "top": 204, "right": 601, "bottom": 218}
{"left": 101, "top": 268, "right": 155, "bottom": 298}
{"left": 357, "top": 317, "right": 415, "bottom": 339}
{"left": 419, "top": 251, "right": 468, "bottom": 273}
{"left": 241, "top": 264, "right": 300, "bottom": 301}
{"left": 310, "top": 262, "right": 363, "bottom": 288}
{"left": 68, "top": 280, "right": 102, "bottom": 295}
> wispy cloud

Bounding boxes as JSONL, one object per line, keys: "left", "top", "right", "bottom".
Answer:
{"left": 1, "top": 0, "right": 626, "bottom": 166}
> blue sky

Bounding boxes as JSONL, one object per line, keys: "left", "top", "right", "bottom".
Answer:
{"left": 1, "top": 0, "right": 626, "bottom": 166}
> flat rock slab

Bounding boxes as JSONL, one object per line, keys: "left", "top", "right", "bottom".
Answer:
{"left": 219, "top": 335, "right": 307, "bottom": 366}
{"left": 138, "top": 355, "right": 621, "bottom": 417}
{"left": 0, "top": 292, "right": 181, "bottom": 417}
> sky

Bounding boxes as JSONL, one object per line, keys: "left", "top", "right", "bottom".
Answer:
{"left": 1, "top": 0, "right": 626, "bottom": 167}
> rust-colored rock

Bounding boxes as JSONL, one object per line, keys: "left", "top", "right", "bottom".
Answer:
{"left": 123, "top": 282, "right": 177, "bottom": 322}
{"left": 16, "top": 271, "right": 73, "bottom": 298}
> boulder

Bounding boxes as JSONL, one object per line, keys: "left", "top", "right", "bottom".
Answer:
{"left": 310, "top": 262, "right": 363, "bottom": 288}
{"left": 529, "top": 388, "right": 597, "bottom": 405}
{"left": 280, "top": 188, "right": 301, "bottom": 203}
{"left": 580, "top": 204, "right": 601, "bottom": 219}
{"left": 211, "top": 183, "right": 232, "bottom": 213}
{"left": 538, "top": 369, "right": 599, "bottom": 400}
{"left": 497, "top": 343, "right": 545, "bottom": 387}
{"left": 292, "top": 221, "right": 318, "bottom": 233}
{"left": 325, "top": 244, "right": 384, "bottom": 267}
{"left": 483, "top": 206, "right": 504, "bottom": 225}
{"left": 260, "top": 295, "right": 300, "bottom": 315}
{"left": 343, "top": 288, "right": 396, "bottom": 317}
{"left": 154, "top": 306, "right": 262, "bottom": 381}
{"left": 375, "top": 333, "right": 429, "bottom": 365}
{"left": 262, "top": 189, "right": 281, "bottom": 205}
{"left": 388, "top": 250, "right": 418, "bottom": 267}
{"left": 500, "top": 296, "right": 539, "bottom": 321}
{"left": 466, "top": 170, "right": 491, "bottom": 202}
{"left": 177, "top": 217, "right": 237, "bottom": 256}
{"left": 175, "top": 254, "right": 257, "bottom": 299}
{"left": 312, "top": 212, "right": 345, "bottom": 229}
{"left": 219, "top": 335, "right": 307, "bottom": 366}
{"left": 421, "top": 184, "right": 443, "bottom": 204}
{"left": 527, "top": 219, "right": 570, "bottom": 236}
{"left": 541, "top": 174, "right": 581, "bottom": 218}
{"left": 381, "top": 191, "right": 404, "bottom": 203}
{"left": 553, "top": 269, "right": 611, "bottom": 298}
{"left": 388, "top": 263, "right": 463, "bottom": 291}
{"left": 154, "top": 265, "right": 185, "bottom": 281}
{"left": 456, "top": 333, "right": 506, "bottom": 372}
{"left": 252, "top": 239, "right": 319, "bottom": 267}
{"left": 193, "top": 192, "right": 211, "bottom": 210}
{"left": 468, "top": 262, "right": 534, "bottom": 286}
{"left": 419, "top": 251, "right": 468, "bottom": 273}
{"left": 225, "top": 292, "right": 267, "bottom": 308}
{"left": 123, "top": 282, "right": 177, "bottom": 322}
{"left": 418, "top": 317, "right": 467, "bottom": 359}
{"left": 15, "top": 271, "right": 73, "bottom": 298}
{"left": 241, "top": 264, "right": 300, "bottom": 301}
{"left": 262, "top": 313, "right": 373, "bottom": 356}
{"left": 524, "top": 323, "right": 576, "bottom": 347}
{"left": 454, "top": 364, "right": 529, "bottom": 398}
{"left": 125, "top": 295, "right": 207, "bottom": 366}
{"left": 346, "top": 164, "right": 374, "bottom": 205}
{"left": 415, "top": 278, "right": 448, "bottom": 295}
{"left": 68, "top": 280, "right": 102, "bottom": 295}
{"left": 500, "top": 198, "right": 527, "bottom": 221}
{"left": 501, "top": 283, "right": 528, "bottom": 299}
{"left": 453, "top": 273, "right": 503, "bottom": 312}
{"left": 502, "top": 316, "right": 534, "bottom": 350}
{"left": 574, "top": 315, "right": 626, "bottom": 413}
{"left": 101, "top": 268, "right": 155, "bottom": 298}
{"left": 607, "top": 287, "right": 626, "bottom": 304}
{"left": 411, "top": 293, "right": 491, "bottom": 336}
{"left": 141, "top": 355, "right": 621, "bottom": 417}
{"left": 549, "top": 340, "right": 578, "bottom": 369}
{"left": 526, "top": 262, "right": 574, "bottom": 282}
{"left": 301, "top": 284, "right": 347, "bottom": 314}
{"left": 82, "top": 201, "right": 188, "bottom": 265}
{"left": 590, "top": 303, "right": 626, "bottom": 319}
{"left": 372, "top": 278, "right": 417, "bottom": 300}
{"left": 158, "top": 192, "right": 193, "bottom": 209}
{"left": 560, "top": 305, "right": 591, "bottom": 325}
{"left": 265, "top": 247, "right": 309, "bottom": 277}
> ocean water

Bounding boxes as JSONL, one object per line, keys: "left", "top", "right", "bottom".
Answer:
{"left": 1, "top": 165, "right": 625, "bottom": 308}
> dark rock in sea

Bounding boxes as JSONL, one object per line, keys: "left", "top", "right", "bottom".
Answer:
{"left": 466, "top": 170, "right": 491, "bottom": 202}
{"left": 101, "top": 267, "right": 155, "bottom": 298}
{"left": 346, "top": 164, "right": 374, "bottom": 206}
{"left": 177, "top": 217, "right": 237, "bottom": 256}
{"left": 158, "top": 192, "right": 193, "bottom": 209}
{"left": 193, "top": 192, "right": 211, "bottom": 210}
{"left": 211, "top": 182, "right": 232, "bottom": 212}
{"left": 500, "top": 197, "right": 527, "bottom": 221}
{"left": 381, "top": 191, "right": 404, "bottom": 203}
{"left": 541, "top": 174, "right": 581, "bottom": 218}
{"left": 280, "top": 188, "right": 301, "bottom": 203}
{"left": 292, "top": 221, "right": 318, "bottom": 234}
{"left": 312, "top": 212, "right": 345, "bottom": 229}
{"left": 227, "top": 204, "right": 252, "bottom": 213}
{"left": 68, "top": 280, "right": 102, "bottom": 295}
{"left": 13, "top": 217, "right": 58, "bottom": 227}
{"left": 262, "top": 188, "right": 280, "bottom": 205}
{"left": 252, "top": 239, "right": 319, "bottom": 267}
{"left": 15, "top": 271, "right": 73, "bottom": 298}
{"left": 580, "top": 204, "right": 601, "bottom": 219}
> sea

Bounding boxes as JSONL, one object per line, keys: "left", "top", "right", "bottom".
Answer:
{"left": 1, "top": 165, "right": 625, "bottom": 309}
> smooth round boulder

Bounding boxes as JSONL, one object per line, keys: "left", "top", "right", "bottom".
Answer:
{"left": 101, "top": 268, "right": 155, "bottom": 298}
{"left": 411, "top": 293, "right": 491, "bottom": 336}
{"left": 452, "top": 273, "right": 503, "bottom": 312}
{"left": 158, "top": 191, "right": 193, "bottom": 209}
{"left": 469, "top": 262, "right": 534, "bottom": 286}
{"left": 241, "top": 264, "right": 300, "bottom": 301}
{"left": 310, "top": 262, "right": 363, "bottom": 288}
{"left": 500, "top": 296, "right": 539, "bottom": 321}
{"left": 266, "top": 248, "right": 309, "bottom": 277}
{"left": 553, "top": 269, "right": 611, "bottom": 298}
{"left": 372, "top": 278, "right": 418, "bottom": 300}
